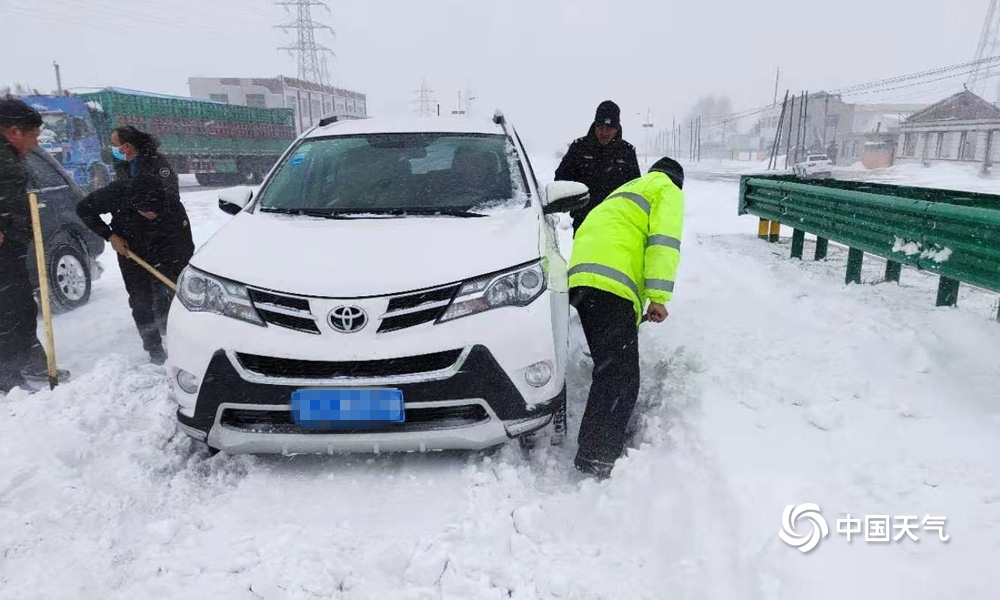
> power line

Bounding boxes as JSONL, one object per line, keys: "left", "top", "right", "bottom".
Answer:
{"left": 699, "top": 55, "right": 1000, "bottom": 127}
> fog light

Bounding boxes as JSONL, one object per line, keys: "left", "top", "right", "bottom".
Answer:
{"left": 524, "top": 361, "right": 552, "bottom": 387}
{"left": 176, "top": 369, "right": 200, "bottom": 395}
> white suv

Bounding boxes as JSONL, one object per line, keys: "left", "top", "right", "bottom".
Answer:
{"left": 793, "top": 154, "right": 834, "bottom": 179}
{"left": 165, "top": 111, "right": 589, "bottom": 455}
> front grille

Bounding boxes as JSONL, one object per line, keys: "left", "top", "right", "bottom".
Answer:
{"left": 235, "top": 349, "right": 464, "bottom": 380}
{"left": 219, "top": 404, "right": 489, "bottom": 434}
{"left": 386, "top": 285, "right": 459, "bottom": 312}
{"left": 248, "top": 289, "right": 320, "bottom": 334}
{"left": 378, "top": 284, "right": 459, "bottom": 333}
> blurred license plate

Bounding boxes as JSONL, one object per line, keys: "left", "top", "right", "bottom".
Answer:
{"left": 291, "top": 389, "right": 404, "bottom": 429}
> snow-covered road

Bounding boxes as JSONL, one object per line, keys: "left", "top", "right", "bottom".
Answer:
{"left": 2, "top": 170, "right": 999, "bottom": 599}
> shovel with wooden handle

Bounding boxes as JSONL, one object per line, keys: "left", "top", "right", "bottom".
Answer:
{"left": 27, "top": 192, "right": 60, "bottom": 390}
{"left": 126, "top": 251, "right": 177, "bottom": 292}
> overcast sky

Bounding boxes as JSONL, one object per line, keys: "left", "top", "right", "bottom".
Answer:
{"left": 0, "top": 0, "right": 989, "bottom": 155}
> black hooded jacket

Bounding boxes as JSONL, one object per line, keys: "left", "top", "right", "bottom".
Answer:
{"left": 76, "top": 153, "right": 194, "bottom": 265}
{"left": 0, "top": 136, "right": 32, "bottom": 266}
{"left": 554, "top": 123, "right": 641, "bottom": 231}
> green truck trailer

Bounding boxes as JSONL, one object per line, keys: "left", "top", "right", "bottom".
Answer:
{"left": 74, "top": 87, "right": 297, "bottom": 186}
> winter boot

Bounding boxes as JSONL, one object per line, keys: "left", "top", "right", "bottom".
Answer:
{"left": 20, "top": 366, "right": 71, "bottom": 383}
{"left": 574, "top": 455, "right": 614, "bottom": 480}
{"left": 149, "top": 347, "right": 168, "bottom": 366}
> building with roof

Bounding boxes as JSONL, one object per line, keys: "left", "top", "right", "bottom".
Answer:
{"left": 188, "top": 76, "right": 367, "bottom": 136}
{"left": 897, "top": 90, "right": 1000, "bottom": 170}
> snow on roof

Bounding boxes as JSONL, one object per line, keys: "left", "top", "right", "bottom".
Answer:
{"left": 77, "top": 86, "right": 227, "bottom": 104}
{"left": 905, "top": 90, "right": 1000, "bottom": 123}
{"left": 304, "top": 115, "right": 506, "bottom": 138}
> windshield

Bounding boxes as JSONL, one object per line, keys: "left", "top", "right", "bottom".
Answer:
{"left": 39, "top": 113, "right": 69, "bottom": 144}
{"left": 809, "top": 155, "right": 829, "bottom": 161}
{"left": 255, "top": 132, "right": 529, "bottom": 215}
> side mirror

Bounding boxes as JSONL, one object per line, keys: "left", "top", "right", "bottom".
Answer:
{"left": 542, "top": 181, "right": 589, "bottom": 215}
{"left": 218, "top": 186, "right": 253, "bottom": 215}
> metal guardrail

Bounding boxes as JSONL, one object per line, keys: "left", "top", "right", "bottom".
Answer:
{"left": 738, "top": 174, "right": 1000, "bottom": 320}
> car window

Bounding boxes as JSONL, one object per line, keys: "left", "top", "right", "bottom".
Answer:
{"left": 25, "top": 151, "right": 69, "bottom": 190}
{"left": 809, "top": 155, "right": 829, "bottom": 161}
{"left": 256, "top": 132, "right": 530, "bottom": 215}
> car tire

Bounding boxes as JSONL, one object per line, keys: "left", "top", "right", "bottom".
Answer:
{"left": 46, "top": 237, "right": 92, "bottom": 314}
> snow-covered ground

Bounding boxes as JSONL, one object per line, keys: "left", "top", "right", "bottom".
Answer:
{"left": 2, "top": 164, "right": 1000, "bottom": 599}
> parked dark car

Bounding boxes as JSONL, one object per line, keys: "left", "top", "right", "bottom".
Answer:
{"left": 22, "top": 146, "right": 106, "bottom": 312}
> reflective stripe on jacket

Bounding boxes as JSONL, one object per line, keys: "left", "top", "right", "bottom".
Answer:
{"left": 567, "top": 170, "right": 684, "bottom": 323}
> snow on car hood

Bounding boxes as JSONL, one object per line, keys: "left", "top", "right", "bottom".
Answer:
{"left": 190, "top": 208, "right": 542, "bottom": 297}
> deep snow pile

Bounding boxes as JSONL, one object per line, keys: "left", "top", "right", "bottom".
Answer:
{"left": 2, "top": 172, "right": 1000, "bottom": 599}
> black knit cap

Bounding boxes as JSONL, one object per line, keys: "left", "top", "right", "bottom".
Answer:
{"left": 0, "top": 98, "right": 43, "bottom": 128}
{"left": 593, "top": 100, "right": 621, "bottom": 128}
{"left": 650, "top": 157, "right": 684, "bottom": 190}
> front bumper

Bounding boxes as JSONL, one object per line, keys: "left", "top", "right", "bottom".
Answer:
{"left": 175, "top": 347, "right": 563, "bottom": 455}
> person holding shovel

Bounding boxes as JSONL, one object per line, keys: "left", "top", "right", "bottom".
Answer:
{"left": 0, "top": 98, "right": 66, "bottom": 392}
{"left": 77, "top": 125, "right": 194, "bottom": 365}
{"left": 566, "top": 157, "right": 686, "bottom": 479}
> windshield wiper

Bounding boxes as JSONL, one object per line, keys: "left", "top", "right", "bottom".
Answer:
{"left": 394, "top": 208, "right": 486, "bottom": 218}
{"left": 259, "top": 207, "right": 378, "bottom": 219}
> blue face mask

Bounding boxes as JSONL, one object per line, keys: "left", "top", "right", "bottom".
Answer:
{"left": 111, "top": 145, "right": 126, "bottom": 161}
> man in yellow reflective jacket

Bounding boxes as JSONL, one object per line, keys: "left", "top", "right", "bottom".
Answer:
{"left": 567, "top": 157, "right": 685, "bottom": 478}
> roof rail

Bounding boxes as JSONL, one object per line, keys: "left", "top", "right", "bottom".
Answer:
{"left": 318, "top": 114, "right": 339, "bottom": 127}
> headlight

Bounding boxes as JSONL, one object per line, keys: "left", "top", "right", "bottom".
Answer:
{"left": 438, "top": 261, "right": 547, "bottom": 323}
{"left": 176, "top": 266, "right": 265, "bottom": 326}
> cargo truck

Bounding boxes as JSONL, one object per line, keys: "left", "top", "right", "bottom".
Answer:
{"left": 20, "top": 87, "right": 297, "bottom": 190}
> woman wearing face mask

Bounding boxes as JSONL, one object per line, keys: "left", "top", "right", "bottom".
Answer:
{"left": 76, "top": 125, "right": 195, "bottom": 365}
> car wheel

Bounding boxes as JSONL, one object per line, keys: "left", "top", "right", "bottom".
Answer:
{"left": 47, "top": 238, "right": 91, "bottom": 313}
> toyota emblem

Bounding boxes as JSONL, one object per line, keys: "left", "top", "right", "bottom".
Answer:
{"left": 328, "top": 305, "right": 368, "bottom": 333}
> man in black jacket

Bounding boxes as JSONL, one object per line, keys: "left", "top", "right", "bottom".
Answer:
{"left": 555, "top": 100, "right": 642, "bottom": 234}
{"left": 76, "top": 126, "right": 194, "bottom": 365}
{"left": 0, "top": 99, "right": 48, "bottom": 392}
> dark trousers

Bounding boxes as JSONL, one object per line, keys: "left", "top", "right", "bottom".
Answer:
{"left": 0, "top": 258, "right": 46, "bottom": 391}
{"left": 569, "top": 286, "right": 641, "bottom": 470}
{"left": 118, "top": 254, "right": 184, "bottom": 355}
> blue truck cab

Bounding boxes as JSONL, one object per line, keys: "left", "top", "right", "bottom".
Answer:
{"left": 22, "top": 95, "right": 112, "bottom": 192}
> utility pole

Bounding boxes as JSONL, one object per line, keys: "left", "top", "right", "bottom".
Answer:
{"left": 802, "top": 91, "right": 810, "bottom": 155}
{"left": 465, "top": 81, "right": 476, "bottom": 116}
{"left": 641, "top": 108, "right": 654, "bottom": 163}
{"left": 769, "top": 90, "right": 789, "bottom": 170}
{"left": 822, "top": 93, "right": 830, "bottom": 147}
{"left": 275, "top": 0, "right": 335, "bottom": 85}
{"left": 773, "top": 67, "right": 781, "bottom": 105}
{"left": 52, "top": 61, "right": 63, "bottom": 95}
{"left": 968, "top": 0, "right": 1000, "bottom": 102}
{"left": 784, "top": 94, "right": 796, "bottom": 170}
{"left": 672, "top": 116, "right": 677, "bottom": 157}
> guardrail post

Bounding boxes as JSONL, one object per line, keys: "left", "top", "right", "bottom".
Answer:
{"left": 768, "top": 221, "right": 781, "bottom": 243}
{"left": 757, "top": 218, "right": 770, "bottom": 241}
{"left": 846, "top": 248, "right": 864, "bottom": 284}
{"left": 791, "top": 229, "right": 805, "bottom": 259}
{"left": 936, "top": 277, "right": 960, "bottom": 307}
{"left": 814, "top": 237, "right": 829, "bottom": 260}
{"left": 884, "top": 260, "right": 902, "bottom": 283}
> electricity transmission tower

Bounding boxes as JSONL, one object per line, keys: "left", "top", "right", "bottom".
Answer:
{"left": 968, "top": 0, "right": 1000, "bottom": 102}
{"left": 276, "top": 0, "right": 335, "bottom": 85}
{"left": 414, "top": 79, "right": 436, "bottom": 117}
